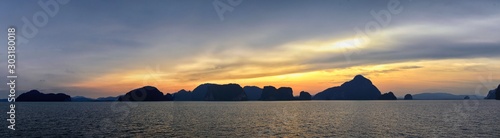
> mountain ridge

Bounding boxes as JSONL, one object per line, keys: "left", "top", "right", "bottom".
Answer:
{"left": 7, "top": 75, "right": 498, "bottom": 102}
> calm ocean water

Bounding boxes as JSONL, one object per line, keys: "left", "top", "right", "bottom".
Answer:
{"left": 1, "top": 101, "right": 499, "bottom": 137}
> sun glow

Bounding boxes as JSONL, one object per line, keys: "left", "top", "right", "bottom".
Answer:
{"left": 315, "top": 37, "right": 367, "bottom": 52}
{"left": 332, "top": 38, "right": 367, "bottom": 49}
{"left": 286, "top": 37, "right": 369, "bottom": 54}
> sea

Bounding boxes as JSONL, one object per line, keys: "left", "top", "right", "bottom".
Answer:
{"left": 0, "top": 100, "right": 499, "bottom": 137}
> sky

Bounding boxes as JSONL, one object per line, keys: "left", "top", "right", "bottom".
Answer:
{"left": 1, "top": 0, "right": 500, "bottom": 98}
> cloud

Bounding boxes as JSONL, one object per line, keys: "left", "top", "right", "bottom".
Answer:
{"left": 367, "top": 65, "right": 423, "bottom": 74}
{"left": 1, "top": 0, "right": 500, "bottom": 98}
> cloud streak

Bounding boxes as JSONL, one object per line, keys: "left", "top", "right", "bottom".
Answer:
{"left": 0, "top": 0, "right": 499, "bottom": 98}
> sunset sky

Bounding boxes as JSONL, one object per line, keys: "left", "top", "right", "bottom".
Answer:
{"left": 1, "top": 0, "right": 500, "bottom": 98}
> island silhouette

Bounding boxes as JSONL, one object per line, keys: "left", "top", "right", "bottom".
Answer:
{"left": 13, "top": 75, "right": 499, "bottom": 102}
{"left": 16, "top": 90, "right": 71, "bottom": 102}
{"left": 496, "top": 84, "right": 500, "bottom": 100}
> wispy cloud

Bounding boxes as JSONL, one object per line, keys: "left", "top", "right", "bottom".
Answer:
{"left": 0, "top": 0, "right": 499, "bottom": 98}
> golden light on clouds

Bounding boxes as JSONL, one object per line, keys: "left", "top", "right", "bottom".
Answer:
{"left": 72, "top": 57, "right": 498, "bottom": 98}
{"left": 6, "top": 0, "right": 500, "bottom": 100}
{"left": 67, "top": 26, "right": 500, "bottom": 97}
{"left": 329, "top": 38, "right": 367, "bottom": 50}
{"left": 284, "top": 36, "right": 371, "bottom": 54}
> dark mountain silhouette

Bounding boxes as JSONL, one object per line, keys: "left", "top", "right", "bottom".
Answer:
{"left": 260, "top": 86, "right": 278, "bottom": 100}
{"left": 165, "top": 93, "right": 174, "bottom": 101}
{"left": 204, "top": 83, "right": 247, "bottom": 101}
{"left": 379, "top": 92, "right": 397, "bottom": 100}
{"left": 118, "top": 86, "right": 165, "bottom": 101}
{"left": 71, "top": 96, "right": 119, "bottom": 102}
{"left": 341, "top": 75, "right": 382, "bottom": 100}
{"left": 192, "top": 83, "right": 214, "bottom": 101}
{"left": 172, "top": 83, "right": 248, "bottom": 101}
{"left": 276, "top": 87, "right": 294, "bottom": 100}
{"left": 412, "top": 93, "right": 482, "bottom": 100}
{"left": 313, "top": 75, "right": 381, "bottom": 100}
{"left": 485, "top": 89, "right": 496, "bottom": 99}
{"left": 96, "top": 96, "right": 119, "bottom": 101}
{"left": 496, "top": 84, "right": 500, "bottom": 100}
{"left": 312, "top": 86, "right": 343, "bottom": 100}
{"left": 173, "top": 89, "right": 193, "bottom": 101}
{"left": 298, "top": 91, "right": 312, "bottom": 100}
{"left": 72, "top": 96, "right": 95, "bottom": 102}
{"left": 17, "top": 90, "right": 71, "bottom": 102}
{"left": 19, "top": 78, "right": 493, "bottom": 102}
{"left": 243, "top": 86, "right": 262, "bottom": 100}
{"left": 404, "top": 94, "right": 413, "bottom": 100}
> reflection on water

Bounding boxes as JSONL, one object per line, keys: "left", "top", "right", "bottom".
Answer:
{"left": 1, "top": 101, "right": 499, "bottom": 137}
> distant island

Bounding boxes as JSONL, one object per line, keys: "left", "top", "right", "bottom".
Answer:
{"left": 312, "top": 75, "right": 382, "bottom": 100}
{"left": 412, "top": 93, "right": 482, "bottom": 100}
{"left": 484, "top": 84, "right": 500, "bottom": 100}
{"left": 10, "top": 75, "right": 500, "bottom": 102}
{"left": 16, "top": 90, "right": 71, "bottom": 102}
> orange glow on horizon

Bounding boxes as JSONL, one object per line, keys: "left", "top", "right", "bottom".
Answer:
{"left": 68, "top": 58, "right": 499, "bottom": 98}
